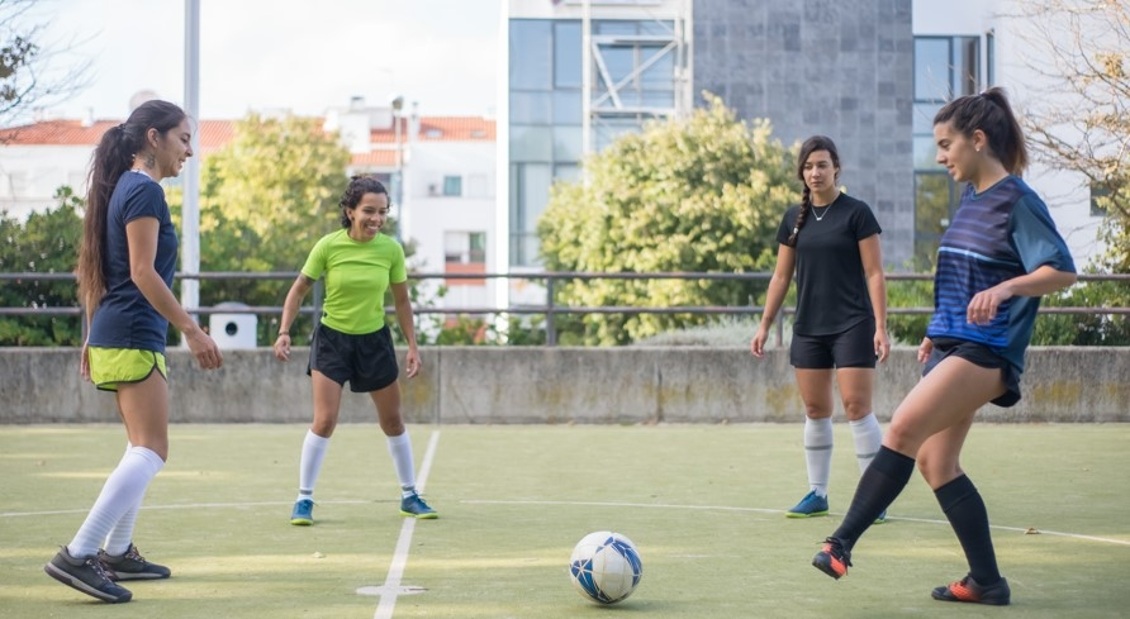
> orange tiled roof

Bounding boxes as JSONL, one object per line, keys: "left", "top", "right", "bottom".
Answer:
{"left": 350, "top": 150, "right": 399, "bottom": 167}
{"left": 369, "top": 117, "right": 496, "bottom": 143}
{"left": 1, "top": 116, "right": 496, "bottom": 151}
{"left": 0, "top": 119, "right": 235, "bottom": 153}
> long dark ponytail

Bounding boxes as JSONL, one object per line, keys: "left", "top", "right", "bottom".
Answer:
{"left": 786, "top": 135, "right": 841, "bottom": 247}
{"left": 76, "top": 100, "right": 186, "bottom": 313}
{"left": 933, "top": 86, "right": 1028, "bottom": 175}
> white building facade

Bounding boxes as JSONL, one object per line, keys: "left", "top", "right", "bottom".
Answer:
{"left": 0, "top": 103, "right": 497, "bottom": 334}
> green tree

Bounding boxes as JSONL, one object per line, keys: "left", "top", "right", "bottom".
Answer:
{"left": 166, "top": 113, "right": 352, "bottom": 342}
{"left": 0, "top": 186, "right": 82, "bottom": 345}
{"left": 538, "top": 94, "right": 796, "bottom": 345}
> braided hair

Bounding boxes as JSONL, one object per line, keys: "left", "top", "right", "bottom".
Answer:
{"left": 785, "top": 135, "right": 841, "bottom": 247}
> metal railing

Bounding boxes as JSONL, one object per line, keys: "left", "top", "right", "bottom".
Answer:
{"left": 2, "top": 271, "right": 1128, "bottom": 346}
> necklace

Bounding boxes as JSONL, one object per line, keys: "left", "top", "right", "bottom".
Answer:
{"left": 811, "top": 202, "right": 833, "bottom": 221}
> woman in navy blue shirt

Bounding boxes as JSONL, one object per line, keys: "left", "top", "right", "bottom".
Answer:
{"left": 811, "top": 87, "right": 1077, "bottom": 607}
{"left": 45, "top": 100, "right": 223, "bottom": 604}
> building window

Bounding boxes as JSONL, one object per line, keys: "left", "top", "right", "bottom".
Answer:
{"left": 509, "top": 18, "right": 678, "bottom": 267}
{"left": 445, "top": 231, "right": 487, "bottom": 264}
{"left": 443, "top": 175, "right": 463, "bottom": 197}
{"left": 912, "top": 35, "right": 983, "bottom": 267}
{"left": 6, "top": 171, "right": 28, "bottom": 197}
{"left": 1091, "top": 182, "right": 1111, "bottom": 217}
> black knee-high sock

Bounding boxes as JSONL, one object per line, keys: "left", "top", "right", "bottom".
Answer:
{"left": 832, "top": 446, "right": 915, "bottom": 550}
{"left": 935, "top": 474, "right": 1001, "bottom": 585}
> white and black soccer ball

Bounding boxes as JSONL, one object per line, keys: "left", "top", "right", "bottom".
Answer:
{"left": 568, "top": 531, "right": 643, "bottom": 604}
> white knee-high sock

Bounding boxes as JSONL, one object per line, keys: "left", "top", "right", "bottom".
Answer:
{"left": 850, "top": 412, "right": 884, "bottom": 474}
{"left": 68, "top": 446, "right": 164, "bottom": 558}
{"left": 386, "top": 432, "right": 416, "bottom": 496}
{"left": 103, "top": 443, "right": 138, "bottom": 555}
{"left": 103, "top": 505, "right": 138, "bottom": 556}
{"left": 804, "top": 417, "right": 834, "bottom": 497}
{"left": 297, "top": 429, "right": 330, "bottom": 502}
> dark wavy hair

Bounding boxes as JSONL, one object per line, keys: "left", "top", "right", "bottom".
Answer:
{"left": 76, "top": 100, "right": 187, "bottom": 313}
{"left": 933, "top": 86, "right": 1028, "bottom": 175}
{"left": 339, "top": 175, "right": 391, "bottom": 228}
{"left": 786, "top": 135, "right": 841, "bottom": 247}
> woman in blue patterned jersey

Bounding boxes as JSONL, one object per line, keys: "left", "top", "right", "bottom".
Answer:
{"left": 751, "top": 135, "right": 890, "bottom": 522}
{"left": 811, "top": 87, "right": 1077, "bottom": 607}
{"left": 46, "top": 100, "right": 224, "bottom": 604}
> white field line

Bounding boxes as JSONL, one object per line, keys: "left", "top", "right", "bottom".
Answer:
{"left": 374, "top": 429, "right": 441, "bottom": 619}
{"left": 5, "top": 480, "right": 1125, "bottom": 551}
{"left": 0, "top": 499, "right": 373, "bottom": 519}
{"left": 463, "top": 499, "right": 1130, "bottom": 547}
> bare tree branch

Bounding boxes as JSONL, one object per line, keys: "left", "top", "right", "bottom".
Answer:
{"left": 0, "top": 0, "right": 93, "bottom": 130}
{"left": 1001, "top": 0, "right": 1130, "bottom": 238}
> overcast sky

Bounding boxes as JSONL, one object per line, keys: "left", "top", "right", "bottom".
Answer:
{"left": 17, "top": 0, "right": 501, "bottom": 123}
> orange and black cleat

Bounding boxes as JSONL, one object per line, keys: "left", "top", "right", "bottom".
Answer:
{"left": 811, "top": 537, "right": 852, "bottom": 580}
{"left": 931, "top": 574, "right": 1011, "bottom": 605}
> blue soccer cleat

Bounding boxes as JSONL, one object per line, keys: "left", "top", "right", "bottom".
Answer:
{"left": 786, "top": 490, "right": 829, "bottom": 518}
{"left": 400, "top": 492, "right": 438, "bottom": 519}
{"left": 290, "top": 498, "right": 314, "bottom": 526}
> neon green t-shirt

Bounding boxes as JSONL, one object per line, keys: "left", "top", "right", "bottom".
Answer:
{"left": 300, "top": 229, "right": 407, "bottom": 334}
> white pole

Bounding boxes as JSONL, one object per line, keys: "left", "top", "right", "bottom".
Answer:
{"left": 581, "top": 0, "right": 592, "bottom": 161}
{"left": 182, "top": 0, "right": 201, "bottom": 337}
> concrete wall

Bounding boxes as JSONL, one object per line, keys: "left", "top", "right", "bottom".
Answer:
{"left": 1, "top": 347, "right": 1126, "bottom": 424}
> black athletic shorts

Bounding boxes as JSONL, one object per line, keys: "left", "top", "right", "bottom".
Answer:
{"left": 922, "top": 337, "right": 1021, "bottom": 407}
{"left": 790, "top": 317, "right": 877, "bottom": 369}
{"left": 307, "top": 323, "right": 399, "bottom": 393}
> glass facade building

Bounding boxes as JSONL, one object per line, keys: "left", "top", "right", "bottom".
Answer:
{"left": 508, "top": 17, "right": 679, "bottom": 266}
{"left": 912, "top": 35, "right": 983, "bottom": 267}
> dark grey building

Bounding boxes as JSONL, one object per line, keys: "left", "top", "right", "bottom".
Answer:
{"left": 693, "top": 0, "right": 915, "bottom": 267}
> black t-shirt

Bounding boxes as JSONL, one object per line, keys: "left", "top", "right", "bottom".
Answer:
{"left": 774, "top": 193, "right": 882, "bottom": 336}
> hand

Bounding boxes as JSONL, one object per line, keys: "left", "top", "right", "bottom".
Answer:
{"left": 185, "top": 327, "right": 223, "bottom": 370}
{"left": 967, "top": 284, "right": 1013, "bottom": 325}
{"left": 750, "top": 326, "right": 769, "bottom": 358}
{"left": 404, "top": 347, "right": 422, "bottom": 378}
{"left": 274, "top": 333, "right": 292, "bottom": 362}
{"left": 916, "top": 337, "right": 934, "bottom": 364}
{"left": 873, "top": 328, "right": 890, "bottom": 363}
{"left": 79, "top": 340, "right": 91, "bottom": 381}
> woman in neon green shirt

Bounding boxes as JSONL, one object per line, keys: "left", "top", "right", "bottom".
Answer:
{"left": 274, "top": 175, "right": 434, "bottom": 524}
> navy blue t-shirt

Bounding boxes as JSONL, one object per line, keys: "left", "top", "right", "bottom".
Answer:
{"left": 925, "top": 175, "right": 1075, "bottom": 372}
{"left": 88, "top": 171, "right": 179, "bottom": 352}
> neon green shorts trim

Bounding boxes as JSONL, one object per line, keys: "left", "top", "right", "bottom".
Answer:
{"left": 88, "top": 347, "right": 167, "bottom": 392}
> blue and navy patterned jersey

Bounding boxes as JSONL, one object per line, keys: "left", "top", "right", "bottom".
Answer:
{"left": 926, "top": 175, "right": 1075, "bottom": 372}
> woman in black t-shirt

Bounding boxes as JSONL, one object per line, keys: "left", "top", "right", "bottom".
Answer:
{"left": 751, "top": 135, "right": 890, "bottom": 521}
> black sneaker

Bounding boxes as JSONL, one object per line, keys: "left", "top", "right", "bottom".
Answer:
{"left": 931, "top": 574, "right": 1011, "bottom": 605}
{"left": 44, "top": 546, "right": 133, "bottom": 603}
{"left": 98, "top": 544, "right": 171, "bottom": 581}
